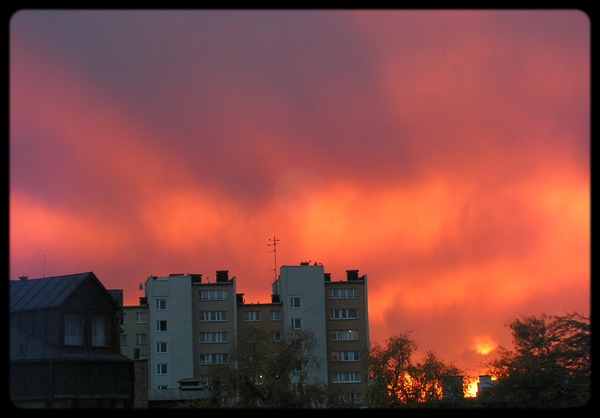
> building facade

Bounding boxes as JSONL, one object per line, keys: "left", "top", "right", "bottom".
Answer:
{"left": 121, "top": 298, "right": 150, "bottom": 361}
{"left": 124, "top": 263, "right": 370, "bottom": 406}
{"left": 9, "top": 272, "right": 135, "bottom": 408}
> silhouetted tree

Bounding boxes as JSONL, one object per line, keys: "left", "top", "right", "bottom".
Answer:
{"left": 204, "top": 326, "right": 329, "bottom": 408}
{"left": 408, "top": 351, "right": 467, "bottom": 405}
{"left": 481, "top": 311, "right": 590, "bottom": 408}
{"left": 367, "top": 332, "right": 416, "bottom": 407}
{"left": 366, "top": 331, "right": 468, "bottom": 407}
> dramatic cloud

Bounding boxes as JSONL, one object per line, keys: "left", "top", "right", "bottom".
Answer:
{"left": 10, "top": 9, "right": 589, "bottom": 382}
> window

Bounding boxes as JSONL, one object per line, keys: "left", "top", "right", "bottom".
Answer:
{"left": 199, "top": 311, "right": 227, "bottom": 322}
{"left": 290, "top": 297, "right": 301, "bottom": 308}
{"left": 199, "top": 332, "right": 228, "bottom": 343}
{"left": 64, "top": 313, "right": 84, "bottom": 346}
{"left": 157, "top": 385, "right": 168, "bottom": 389}
{"left": 332, "top": 372, "right": 361, "bottom": 383}
{"left": 136, "top": 312, "right": 147, "bottom": 324}
{"left": 157, "top": 342, "right": 168, "bottom": 353}
{"left": 270, "top": 310, "right": 281, "bottom": 321}
{"left": 198, "top": 376, "right": 209, "bottom": 388}
{"left": 134, "top": 348, "right": 141, "bottom": 359}
{"left": 243, "top": 311, "right": 261, "bottom": 321}
{"left": 329, "top": 288, "right": 357, "bottom": 299}
{"left": 156, "top": 298, "right": 167, "bottom": 310}
{"left": 254, "top": 374, "right": 265, "bottom": 385}
{"left": 343, "top": 392, "right": 362, "bottom": 404}
{"left": 157, "top": 364, "right": 168, "bottom": 375}
{"left": 330, "top": 309, "right": 359, "bottom": 320}
{"left": 91, "top": 315, "right": 109, "bottom": 347}
{"left": 331, "top": 330, "right": 359, "bottom": 341}
{"left": 121, "top": 334, "right": 127, "bottom": 346}
{"left": 331, "top": 351, "right": 360, "bottom": 362}
{"left": 200, "top": 290, "right": 227, "bottom": 300}
{"left": 122, "top": 312, "right": 128, "bottom": 324}
{"left": 199, "top": 353, "right": 228, "bottom": 364}
{"left": 272, "top": 331, "right": 281, "bottom": 342}
{"left": 136, "top": 333, "right": 147, "bottom": 345}
{"left": 157, "top": 320, "right": 168, "bottom": 331}
{"left": 291, "top": 318, "right": 302, "bottom": 329}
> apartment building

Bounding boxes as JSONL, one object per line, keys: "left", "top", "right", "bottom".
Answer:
{"left": 122, "top": 263, "right": 370, "bottom": 406}
{"left": 323, "top": 268, "right": 370, "bottom": 404}
{"left": 194, "top": 271, "right": 237, "bottom": 389}
{"left": 121, "top": 297, "right": 150, "bottom": 361}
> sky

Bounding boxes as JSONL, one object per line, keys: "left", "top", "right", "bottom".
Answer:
{"left": 9, "top": 9, "right": 590, "bottom": 383}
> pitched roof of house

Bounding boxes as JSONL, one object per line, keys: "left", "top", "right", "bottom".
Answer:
{"left": 9, "top": 272, "right": 103, "bottom": 312}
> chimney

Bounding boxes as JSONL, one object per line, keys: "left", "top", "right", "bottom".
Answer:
{"left": 346, "top": 270, "right": 359, "bottom": 281}
{"left": 216, "top": 270, "right": 229, "bottom": 282}
{"left": 324, "top": 273, "right": 331, "bottom": 282}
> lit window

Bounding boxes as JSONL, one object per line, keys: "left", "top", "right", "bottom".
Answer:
{"left": 331, "top": 330, "right": 359, "bottom": 341}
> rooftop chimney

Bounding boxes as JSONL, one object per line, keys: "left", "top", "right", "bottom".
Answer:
{"left": 216, "top": 270, "right": 229, "bottom": 282}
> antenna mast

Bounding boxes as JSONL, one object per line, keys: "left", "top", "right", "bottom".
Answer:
{"left": 268, "top": 235, "right": 280, "bottom": 281}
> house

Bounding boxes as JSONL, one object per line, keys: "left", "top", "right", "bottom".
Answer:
{"left": 9, "top": 272, "right": 135, "bottom": 408}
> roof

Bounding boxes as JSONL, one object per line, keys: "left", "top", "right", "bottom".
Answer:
{"left": 148, "top": 388, "right": 207, "bottom": 402}
{"left": 9, "top": 272, "right": 104, "bottom": 312}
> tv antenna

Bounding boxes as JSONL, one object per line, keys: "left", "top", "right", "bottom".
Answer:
{"left": 268, "top": 235, "right": 280, "bottom": 281}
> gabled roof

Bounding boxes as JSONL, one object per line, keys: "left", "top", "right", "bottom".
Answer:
{"left": 9, "top": 272, "right": 104, "bottom": 312}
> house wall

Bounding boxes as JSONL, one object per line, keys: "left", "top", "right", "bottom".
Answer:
{"left": 9, "top": 274, "right": 136, "bottom": 409}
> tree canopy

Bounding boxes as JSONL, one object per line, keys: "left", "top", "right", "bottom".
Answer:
{"left": 366, "top": 331, "right": 470, "bottom": 407}
{"left": 202, "top": 326, "right": 333, "bottom": 408}
{"left": 481, "top": 311, "right": 590, "bottom": 408}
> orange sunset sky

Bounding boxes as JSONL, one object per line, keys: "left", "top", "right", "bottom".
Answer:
{"left": 9, "top": 9, "right": 590, "bottom": 382}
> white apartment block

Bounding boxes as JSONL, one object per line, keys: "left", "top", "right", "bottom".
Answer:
{"left": 120, "top": 263, "right": 370, "bottom": 406}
